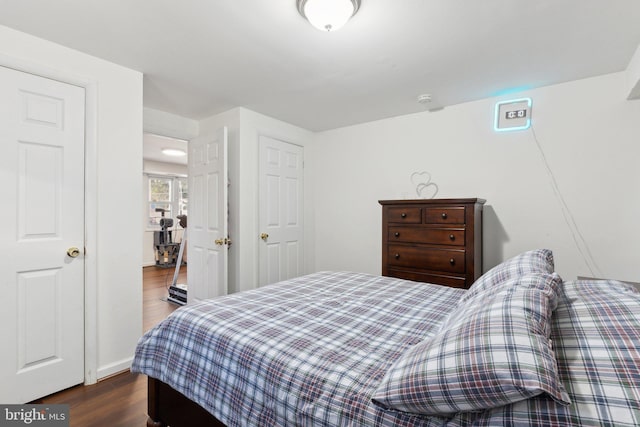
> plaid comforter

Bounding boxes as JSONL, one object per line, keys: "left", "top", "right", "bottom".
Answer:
{"left": 462, "top": 278, "right": 640, "bottom": 426}
{"left": 131, "top": 272, "right": 640, "bottom": 426}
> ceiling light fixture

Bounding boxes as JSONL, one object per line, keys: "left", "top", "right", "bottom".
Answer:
{"left": 297, "top": 0, "right": 361, "bottom": 32}
{"left": 161, "top": 148, "right": 187, "bottom": 157}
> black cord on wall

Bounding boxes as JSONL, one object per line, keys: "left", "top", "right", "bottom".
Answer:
{"left": 529, "top": 124, "right": 602, "bottom": 277}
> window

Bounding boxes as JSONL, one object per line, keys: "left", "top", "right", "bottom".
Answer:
{"left": 147, "top": 175, "right": 188, "bottom": 228}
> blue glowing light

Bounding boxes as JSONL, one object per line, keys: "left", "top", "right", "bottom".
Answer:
{"left": 494, "top": 97, "right": 532, "bottom": 132}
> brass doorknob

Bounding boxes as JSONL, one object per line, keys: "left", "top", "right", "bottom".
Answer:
{"left": 260, "top": 233, "right": 269, "bottom": 241}
{"left": 214, "top": 238, "right": 224, "bottom": 245}
{"left": 67, "top": 247, "right": 81, "bottom": 258}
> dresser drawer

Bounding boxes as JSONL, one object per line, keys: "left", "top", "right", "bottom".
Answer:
{"left": 386, "top": 207, "right": 421, "bottom": 223}
{"left": 387, "top": 245, "right": 465, "bottom": 274}
{"left": 388, "top": 227, "right": 465, "bottom": 246}
{"left": 387, "top": 268, "right": 467, "bottom": 288}
{"left": 424, "top": 207, "right": 465, "bottom": 224}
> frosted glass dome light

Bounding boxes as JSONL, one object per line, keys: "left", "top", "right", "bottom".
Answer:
{"left": 297, "top": 0, "right": 361, "bottom": 32}
{"left": 161, "top": 148, "right": 187, "bottom": 157}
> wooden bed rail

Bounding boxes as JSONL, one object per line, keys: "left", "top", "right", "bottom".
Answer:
{"left": 147, "top": 376, "right": 226, "bottom": 426}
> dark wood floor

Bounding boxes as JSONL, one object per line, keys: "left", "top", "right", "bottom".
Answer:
{"left": 32, "top": 265, "right": 183, "bottom": 427}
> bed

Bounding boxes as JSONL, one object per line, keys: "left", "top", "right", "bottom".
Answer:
{"left": 131, "top": 250, "right": 640, "bottom": 426}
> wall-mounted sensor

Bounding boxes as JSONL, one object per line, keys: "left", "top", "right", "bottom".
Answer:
{"left": 494, "top": 98, "right": 532, "bottom": 132}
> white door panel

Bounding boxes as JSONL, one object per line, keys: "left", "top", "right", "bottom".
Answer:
{"left": 0, "top": 66, "right": 85, "bottom": 403}
{"left": 259, "top": 136, "right": 304, "bottom": 286}
{"left": 187, "top": 127, "right": 228, "bottom": 303}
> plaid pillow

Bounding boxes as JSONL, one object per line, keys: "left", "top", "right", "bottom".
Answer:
{"left": 372, "top": 273, "right": 570, "bottom": 416}
{"left": 441, "top": 249, "right": 555, "bottom": 333}
{"left": 463, "top": 249, "right": 554, "bottom": 302}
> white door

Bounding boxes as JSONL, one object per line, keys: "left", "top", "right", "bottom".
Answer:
{"left": 0, "top": 66, "right": 85, "bottom": 403}
{"left": 187, "top": 127, "right": 228, "bottom": 303}
{"left": 258, "top": 136, "right": 304, "bottom": 286}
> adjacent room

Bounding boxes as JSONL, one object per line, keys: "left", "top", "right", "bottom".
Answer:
{"left": 0, "top": 1, "right": 639, "bottom": 426}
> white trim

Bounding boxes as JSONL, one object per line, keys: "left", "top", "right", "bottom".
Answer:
{"left": 144, "top": 171, "right": 188, "bottom": 178}
{"left": 0, "top": 54, "right": 99, "bottom": 386}
{"left": 146, "top": 132, "right": 188, "bottom": 144}
{"left": 83, "top": 81, "right": 99, "bottom": 385}
{"left": 96, "top": 357, "right": 134, "bottom": 380}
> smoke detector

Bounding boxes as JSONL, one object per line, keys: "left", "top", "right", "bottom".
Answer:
{"left": 417, "top": 94, "right": 432, "bottom": 104}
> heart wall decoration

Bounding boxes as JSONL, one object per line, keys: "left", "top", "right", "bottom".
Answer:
{"left": 410, "top": 171, "right": 439, "bottom": 199}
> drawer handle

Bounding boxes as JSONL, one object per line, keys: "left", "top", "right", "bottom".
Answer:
{"left": 395, "top": 253, "right": 400, "bottom": 259}
{"left": 449, "top": 234, "right": 455, "bottom": 240}
{"left": 449, "top": 258, "right": 455, "bottom": 265}
{"left": 394, "top": 232, "right": 400, "bottom": 238}
{"left": 441, "top": 212, "right": 448, "bottom": 220}
{"left": 401, "top": 213, "right": 407, "bottom": 218}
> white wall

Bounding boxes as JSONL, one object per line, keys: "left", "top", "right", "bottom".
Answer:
{"left": 199, "top": 107, "right": 315, "bottom": 293}
{"left": 0, "top": 25, "right": 144, "bottom": 380}
{"left": 309, "top": 72, "right": 640, "bottom": 283}
{"left": 143, "top": 107, "right": 199, "bottom": 140}
{"left": 626, "top": 44, "right": 640, "bottom": 99}
{"left": 142, "top": 159, "right": 188, "bottom": 266}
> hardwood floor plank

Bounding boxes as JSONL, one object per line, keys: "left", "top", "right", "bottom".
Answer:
{"left": 31, "top": 265, "right": 183, "bottom": 426}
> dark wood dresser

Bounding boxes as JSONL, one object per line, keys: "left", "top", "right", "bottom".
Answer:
{"left": 379, "top": 198, "right": 485, "bottom": 289}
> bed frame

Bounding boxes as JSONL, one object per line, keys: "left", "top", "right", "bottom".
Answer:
{"left": 147, "top": 377, "right": 226, "bottom": 427}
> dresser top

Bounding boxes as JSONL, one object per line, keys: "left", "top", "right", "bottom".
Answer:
{"left": 378, "top": 198, "right": 486, "bottom": 205}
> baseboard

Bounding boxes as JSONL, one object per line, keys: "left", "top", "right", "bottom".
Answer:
{"left": 96, "top": 356, "right": 134, "bottom": 380}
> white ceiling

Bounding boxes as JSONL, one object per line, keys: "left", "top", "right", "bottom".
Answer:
{"left": 1, "top": 1, "right": 640, "bottom": 132}
{"left": 143, "top": 134, "right": 188, "bottom": 165}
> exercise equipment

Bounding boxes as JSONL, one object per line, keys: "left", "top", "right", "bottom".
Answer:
{"left": 167, "top": 214, "right": 188, "bottom": 305}
{"left": 153, "top": 209, "right": 181, "bottom": 268}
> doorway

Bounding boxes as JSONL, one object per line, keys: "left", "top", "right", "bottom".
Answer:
{"left": 142, "top": 132, "right": 189, "bottom": 322}
{"left": 142, "top": 133, "right": 189, "bottom": 268}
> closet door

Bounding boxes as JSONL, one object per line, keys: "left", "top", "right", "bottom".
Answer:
{"left": 258, "top": 136, "right": 304, "bottom": 286}
{"left": 0, "top": 65, "right": 85, "bottom": 403}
